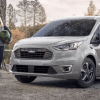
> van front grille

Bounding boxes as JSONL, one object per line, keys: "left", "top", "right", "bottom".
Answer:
{"left": 14, "top": 48, "right": 53, "bottom": 59}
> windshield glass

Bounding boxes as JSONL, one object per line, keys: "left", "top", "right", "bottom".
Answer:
{"left": 34, "top": 19, "right": 96, "bottom": 37}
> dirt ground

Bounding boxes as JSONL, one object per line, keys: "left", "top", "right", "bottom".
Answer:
{"left": 0, "top": 70, "right": 100, "bottom": 100}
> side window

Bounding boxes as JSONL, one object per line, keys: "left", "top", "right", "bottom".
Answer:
{"left": 91, "top": 25, "right": 100, "bottom": 43}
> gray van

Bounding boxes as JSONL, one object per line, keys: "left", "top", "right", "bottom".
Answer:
{"left": 10, "top": 16, "right": 100, "bottom": 88}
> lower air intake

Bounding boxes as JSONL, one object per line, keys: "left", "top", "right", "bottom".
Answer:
{"left": 12, "top": 65, "right": 57, "bottom": 74}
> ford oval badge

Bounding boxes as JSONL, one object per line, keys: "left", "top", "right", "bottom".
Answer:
{"left": 28, "top": 50, "right": 36, "bottom": 53}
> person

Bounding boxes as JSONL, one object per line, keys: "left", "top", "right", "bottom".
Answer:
{"left": 0, "top": 17, "right": 12, "bottom": 69}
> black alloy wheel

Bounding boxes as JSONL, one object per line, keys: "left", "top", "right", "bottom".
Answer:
{"left": 77, "top": 58, "right": 96, "bottom": 88}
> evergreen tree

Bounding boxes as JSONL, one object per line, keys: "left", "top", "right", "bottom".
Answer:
{"left": 85, "top": 0, "right": 96, "bottom": 16}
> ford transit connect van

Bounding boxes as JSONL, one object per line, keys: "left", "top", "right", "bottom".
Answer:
{"left": 10, "top": 16, "right": 100, "bottom": 88}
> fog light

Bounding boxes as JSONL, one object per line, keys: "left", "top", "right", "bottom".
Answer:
{"left": 62, "top": 65, "right": 73, "bottom": 73}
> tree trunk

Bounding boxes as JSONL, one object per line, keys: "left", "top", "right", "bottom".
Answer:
{"left": 25, "top": 11, "right": 27, "bottom": 38}
{"left": 33, "top": 10, "right": 35, "bottom": 35}
{"left": 0, "top": 0, "right": 6, "bottom": 25}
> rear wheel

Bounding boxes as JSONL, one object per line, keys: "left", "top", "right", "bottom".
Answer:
{"left": 15, "top": 75, "right": 37, "bottom": 83}
{"left": 76, "top": 58, "right": 96, "bottom": 88}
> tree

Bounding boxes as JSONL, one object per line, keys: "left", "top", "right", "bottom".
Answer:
{"left": 13, "top": 9, "right": 18, "bottom": 24}
{"left": 85, "top": 0, "right": 96, "bottom": 16}
{"left": 9, "top": 19, "right": 16, "bottom": 29}
{"left": 38, "top": 6, "right": 46, "bottom": 25}
{"left": 29, "top": 0, "right": 46, "bottom": 34}
{"left": 7, "top": 4, "right": 17, "bottom": 29}
{"left": 17, "top": 0, "right": 31, "bottom": 38}
{"left": 0, "top": 0, "right": 6, "bottom": 25}
{"left": 29, "top": 0, "right": 41, "bottom": 34}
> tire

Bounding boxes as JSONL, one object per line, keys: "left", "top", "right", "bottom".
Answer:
{"left": 15, "top": 75, "right": 37, "bottom": 83}
{"left": 76, "top": 58, "right": 96, "bottom": 88}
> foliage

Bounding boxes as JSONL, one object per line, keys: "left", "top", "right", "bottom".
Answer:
{"left": 38, "top": 6, "right": 46, "bottom": 24}
{"left": 9, "top": 29, "right": 25, "bottom": 49}
{"left": 17, "top": 23, "right": 25, "bottom": 33}
{"left": 5, "top": 44, "right": 9, "bottom": 49}
{"left": 4, "top": 44, "right": 9, "bottom": 60}
{"left": 27, "top": 24, "right": 46, "bottom": 37}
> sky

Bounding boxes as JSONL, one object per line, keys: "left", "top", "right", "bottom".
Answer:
{"left": 7, "top": 0, "right": 100, "bottom": 26}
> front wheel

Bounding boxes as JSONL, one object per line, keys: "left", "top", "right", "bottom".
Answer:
{"left": 15, "top": 75, "right": 37, "bottom": 83}
{"left": 76, "top": 58, "right": 96, "bottom": 88}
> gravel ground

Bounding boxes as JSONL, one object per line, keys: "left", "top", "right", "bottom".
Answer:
{"left": 0, "top": 70, "right": 100, "bottom": 100}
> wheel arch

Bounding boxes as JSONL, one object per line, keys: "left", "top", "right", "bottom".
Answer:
{"left": 86, "top": 55, "right": 96, "bottom": 68}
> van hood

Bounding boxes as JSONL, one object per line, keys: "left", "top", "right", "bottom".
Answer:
{"left": 17, "top": 37, "right": 88, "bottom": 46}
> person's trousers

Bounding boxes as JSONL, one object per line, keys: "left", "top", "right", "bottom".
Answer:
{"left": 0, "top": 46, "right": 4, "bottom": 68}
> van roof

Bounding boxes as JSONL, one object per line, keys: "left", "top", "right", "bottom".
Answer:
{"left": 54, "top": 16, "right": 100, "bottom": 22}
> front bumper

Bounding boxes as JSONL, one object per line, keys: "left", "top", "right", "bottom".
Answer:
{"left": 9, "top": 45, "right": 83, "bottom": 79}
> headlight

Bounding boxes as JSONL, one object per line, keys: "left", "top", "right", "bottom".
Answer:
{"left": 53, "top": 41, "right": 83, "bottom": 50}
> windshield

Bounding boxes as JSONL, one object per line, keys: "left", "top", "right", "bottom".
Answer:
{"left": 34, "top": 19, "right": 96, "bottom": 37}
